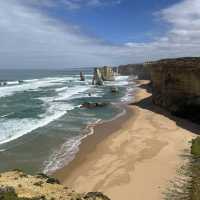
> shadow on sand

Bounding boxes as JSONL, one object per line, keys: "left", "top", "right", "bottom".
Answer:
{"left": 130, "top": 81, "right": 200, "bottom": 135}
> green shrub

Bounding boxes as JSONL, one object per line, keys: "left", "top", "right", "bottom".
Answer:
{"left": 0, "top": 186, "right": 47, "bottom": 200}
{"left": 46, "top": 177, "right": 60, "bottom": 185}
{"left": 36, "top": 173, "right": 50, "bottom": 180}
{"left": 191, "top": 137, "right": 200, "bottom": 156}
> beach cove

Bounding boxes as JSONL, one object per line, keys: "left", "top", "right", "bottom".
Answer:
{"left": 55, "top": 80, "right": 197, "bottom": 200}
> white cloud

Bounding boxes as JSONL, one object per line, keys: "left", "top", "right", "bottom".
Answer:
{"left": 21, "top": 0, "right": 121, "bottom": 9}
{"left": 0, "top": 0, "right": 127, "bottom": 68}
{"left": 0, "top": 0, "right": 200, "bottom": 69}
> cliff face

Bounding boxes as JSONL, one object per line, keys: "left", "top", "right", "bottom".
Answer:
{"left": 118, "top": 64, "right": 150, "bottom": 79}
{"left": 147, "top": 57, "right": 200, "bottom": 122}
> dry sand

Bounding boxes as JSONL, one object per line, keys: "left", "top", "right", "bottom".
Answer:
{"left": 55, "top": 80, "right": 198, "bottom": 200}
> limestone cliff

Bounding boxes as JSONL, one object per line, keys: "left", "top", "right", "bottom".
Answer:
{"left": 0, "top": 170, "right": 110, "bottom": 200}
{"left": 118, "top": 64, "right": 150, "bottom": 79}
{"left": 147, "top": 57, "right": 200, "bottom": 122}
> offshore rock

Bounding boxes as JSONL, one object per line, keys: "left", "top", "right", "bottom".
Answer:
{"left": 92, "top": 68, "right": 104, "bottom": 85}
{"left": 18, "top": 80, "right": 24, "bottom": 84}
{"left": 81, "top": 102, "right": 109, "bottom": 109}
{"left": 110, "top": 86, "right": 119, "bottom": 93}
{"left": 147, "top": 57, "right": 200, "bottom": 123}
{"left": 92, "top": 66, "right": 115, "bottom": 85}
{"left": 99, "top": 66, "right": 115, "bottom": 81}
{"left": 80, "top": 72, "right": 85, "bottom": 81}
{"left": 0, "top": 81, "right": 7, "bottom": 86}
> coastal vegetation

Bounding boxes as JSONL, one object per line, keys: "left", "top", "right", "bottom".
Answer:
{"left": 0, "top": 170, "right": 110, "bottom": 200}
{"left": 164, "top": 137, "right": 200, "bottom": 200}
{"left": 191, "top": 137, "right": 200, "bottom": 156}
{"left": 190, "top": 137, "right": 200, "bottom": 200}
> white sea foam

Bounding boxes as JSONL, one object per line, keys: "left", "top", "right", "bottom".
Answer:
{"left": 43, "top": 135, "right": 82, "bottom": 174}
{"left": 55, "top": 85, "right": 90, "bottom": 101}
{"left": 104, "top": 75, "right": 129, "bottom": 86}
{"left": 0, "top": 103, "right": 74, "bottom": 145}
{"left": 0, "top": 76, "right": 94, "bottom": 145}
{"left": 43, "top": 119, "right": 101, "bottom": 174}
{"left": 0, "top": 112, "right": 14, "bottom": 118}
{"left": 0, "top": 77, "right": 71, "bottom": 98}
{"left": 6, "top": 81, "right": 19, "bottom": 86}
{"left": 121, "top": 87, "right": 135, "bottom": 102}
{"left": 0, "top": 74, "right": 135, "bottom": 174}
{"left": 43, "top": 104, "right": 128, "bottom": 174}
{"left": 0, "top": 149, "right": 6, "bottom": 152}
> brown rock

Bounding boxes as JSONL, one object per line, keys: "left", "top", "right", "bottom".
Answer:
{"left": 118, "top": 64, "right": 150, "bottom": 79}
{"left": 80, "top": 72, "right": 85, "bottom": 81}
{"left": 147, "top": 57, "right": 200, "bottom": 123}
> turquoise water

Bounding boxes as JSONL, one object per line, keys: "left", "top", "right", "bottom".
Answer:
{"left": 0, "top": 69, "right": 136, "bottom": 174}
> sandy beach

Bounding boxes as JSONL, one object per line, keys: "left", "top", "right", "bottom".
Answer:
{"left": 55, "top": 80, "right": 198, "bottom": 200}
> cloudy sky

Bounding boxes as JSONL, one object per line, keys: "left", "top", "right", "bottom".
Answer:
{"left": 0, "top": 0, "right": 200, "bottom": 69}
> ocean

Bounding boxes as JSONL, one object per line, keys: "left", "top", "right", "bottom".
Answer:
{"left": 0, "top": 69, "right": 136, "bottom": 174}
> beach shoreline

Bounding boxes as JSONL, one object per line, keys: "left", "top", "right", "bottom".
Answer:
{"left": 54, "top": 80, "right": 197, "bottom": 200}
{"left": 53, "top": 101, "right": 134, "bottom": 179}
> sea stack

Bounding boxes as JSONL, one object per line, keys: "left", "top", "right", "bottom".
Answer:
{"left": 92, "top": 68, "right": 104, "bottom": 85}
{"left": 100, "top": 66, "right": 115, "bottom": 81}
{"left": 80, "top": 72, "right": 85, "bottom": 81}
{"left": 92, "top": 66, "right": 115, "bottom": 85}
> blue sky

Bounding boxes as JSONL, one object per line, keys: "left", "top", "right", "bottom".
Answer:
{"left": 31, "top": 0, "right": 180, "bottom": 44}
{"left": 0, "top": 0, "right": 200, "bottom": 68}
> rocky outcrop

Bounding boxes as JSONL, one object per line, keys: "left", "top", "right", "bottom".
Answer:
{"left": 0, "top": 81, "right": 7, "bottom": 86}
{"left": 0, "top": 170, "right": 110, "bottom": 200}
{"left": 110, "top": 86, "right": 119, "bottom": 93}
{"left": 118, "top": 64, "right": 150, "bottom": 79}
{"left": 92, "top": 67, "right": 114, "bottom": 85}
{"left": 147, "top": 57, "right": 200, "bottom": 122}
{"left": 80, "top": 72, "right": 85, "bottom": 81}
{"left": 81, "top": 102, "right": 109, "bottom": 109}
{"left": 99, "top": 66, "right": 115, "bottom": 81}
{"left": 92, "top": 68, "right": 104, "bottom": 85}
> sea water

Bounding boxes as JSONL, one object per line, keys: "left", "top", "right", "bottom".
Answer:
{"left": 0, "top": 69, "right": 136, "bottom": 174}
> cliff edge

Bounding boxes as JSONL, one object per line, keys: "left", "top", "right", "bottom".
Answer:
{"left": 0, "top": 170, "right": 110, "bottom": 200}
{"left": 147, "top": 57, "right": 200, "bottom": 123}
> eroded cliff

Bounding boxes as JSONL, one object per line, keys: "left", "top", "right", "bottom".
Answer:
{"left": 118, "top": 64, "right": 150, "bottom": 79}
{"left": 147, "top": 57, "right": 200, "bottom": 122}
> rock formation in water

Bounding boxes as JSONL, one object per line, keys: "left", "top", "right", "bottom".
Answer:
{"left": 0, "top": 81, "right": 7, "bottom": 86}
{"left": 0, "top": 170, "right": 110, "bottom": 200}
{"left": 81, "top": 102, "right": 109, "bottom": 109}
{"left": 92, "top": 66, "right": 114, "bottom": 85}
{"left": 80, "top": 72, "right": 85, "bottom": 81}
{"left": 146, "top": 57, "right": 200, "bottom": 123}
{"left": 118, "top": 64, "right": 150, "bottom": 79}
{"left": 92, "top": 68, "right": 104, "bottom": 85}
{"left": 99, "top": 66, "right": 115, "bottom": 81}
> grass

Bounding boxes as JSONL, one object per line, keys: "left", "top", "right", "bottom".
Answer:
{"left": 164, "top": 137, "right": 200, "bottom": 200}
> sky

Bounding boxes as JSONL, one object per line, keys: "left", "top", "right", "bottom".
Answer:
{"left": 0, "top": 0, "right": 200, "bottom": 69}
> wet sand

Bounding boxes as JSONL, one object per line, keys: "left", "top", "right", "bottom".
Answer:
{"left": 55, "top": 80, "right": 197, "bottom": 200}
